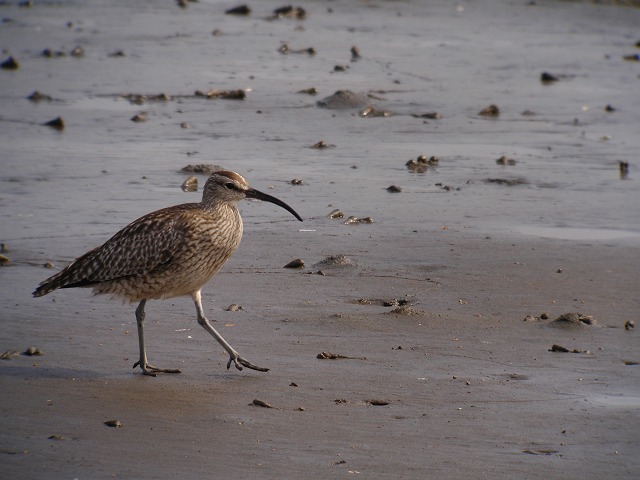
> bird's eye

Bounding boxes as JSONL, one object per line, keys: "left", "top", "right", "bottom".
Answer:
{"left": 224, "top": 182, "right": 235, "bottom": 190}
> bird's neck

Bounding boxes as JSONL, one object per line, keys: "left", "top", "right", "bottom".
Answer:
{"left": 201, "top": 201, "right": 242, "bottom": 227}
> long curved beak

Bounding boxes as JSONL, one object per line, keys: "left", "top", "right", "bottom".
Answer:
{"left": 245, "top": 188, "right": 303, "bottom": 222}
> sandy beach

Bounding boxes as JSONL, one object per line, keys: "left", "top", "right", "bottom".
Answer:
{"left": 1, "top": 0, "right": 639, "bottom": 478}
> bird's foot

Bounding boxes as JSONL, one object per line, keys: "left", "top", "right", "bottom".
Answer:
{"left": 227, "top": 353, "right": 269, "bottom": 372}
{"left": 133, "top": 360, "right": 181, "bottom": 376}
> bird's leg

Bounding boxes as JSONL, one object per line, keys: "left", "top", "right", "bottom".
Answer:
{"left": 132, "top": 300, "right": 181, "bottom": 376}
{"left": 191, "top": 290, "right": 269, "bottom": 372}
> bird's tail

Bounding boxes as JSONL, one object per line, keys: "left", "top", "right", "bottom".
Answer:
{"left": 33, "top": 268, "right": 73, "bottom": 297}
{"left": 33, "top": 249, "right": 100, "bottom": 297}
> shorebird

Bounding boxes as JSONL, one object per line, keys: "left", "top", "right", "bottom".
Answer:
{"left": 33, "top": 171, "right": 302, "bottom": 376}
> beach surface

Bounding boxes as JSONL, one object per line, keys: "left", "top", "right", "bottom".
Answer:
{"left": 1, "top": 1, "right": 639, "bottom": 478}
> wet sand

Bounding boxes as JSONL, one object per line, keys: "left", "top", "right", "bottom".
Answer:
{"left": 1, "top": 1, "right": 640, "bottom": 478}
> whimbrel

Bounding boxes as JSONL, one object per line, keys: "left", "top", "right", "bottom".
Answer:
{"left": 33, "top": 171, "right": 302, "bottom": 376}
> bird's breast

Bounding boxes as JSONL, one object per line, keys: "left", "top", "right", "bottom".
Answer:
{"left": 179, "top": 207, "right": 243, "bottom": 279}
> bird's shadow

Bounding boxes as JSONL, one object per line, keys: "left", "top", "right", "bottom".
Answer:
{"left": 0, "top": 362, "right": 107, "bottom": 379}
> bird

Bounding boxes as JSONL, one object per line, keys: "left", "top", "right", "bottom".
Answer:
{"left": 33, "top": 170, "right": 302, "bottom": 376}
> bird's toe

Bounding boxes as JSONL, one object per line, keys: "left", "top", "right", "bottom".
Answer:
{"left": 238, "top": 356, "right": 269, "bottom": 372}
{"left": 133, "top": 360, "right": 180, "bottom": 375}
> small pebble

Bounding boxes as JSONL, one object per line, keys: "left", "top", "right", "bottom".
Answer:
{"left": 388, "top": 306, "right": 422, "bottom": 316}
{"left": 44, "top": 117, "right": 65, "bottom": 130}
{"left": 278, "top": 44, "right": 316, "bottom": 56}
{"left": 328, "top": 209, "right": 344, "bottom": 219}
{"left": 272, "top": 5, "right": 306, "bottom": 20}
{"left": 225, "top": 5, "right": 251, "bottom": 15}
{"left": 386, "top": 185, "right": 402, "bottom": 193}
{"left": 553, "top": 313, "right": 595, "bottom": 326}
{"left": 252, "top": 399, "right": 272, "bottom": 408}
{"left": 625, "top": 320, "right": 635, "bottom": 330}
{"left": 366, "top": 399, "right": 389, "bottom": 406}
{"left": 284, "top": 258, "right": 305, "bottom": 269}
{"left": 181, "top": 164, "right": 223, "bottom": 174}
{"left": 28, "top": 91, "right": 52, "bottom": 102}
{"left": 23, "top": 346, "right": 43, "bottom": 356}
{"left": 311, "top": 140, "right": 333, "bottom": 149}
{"left": 478, "top": 104, "right": 500, "bottom": 117}
{"left": 359, "top": 106, "right": 391, "bottom": 118}
{"left": 1, "top": 56, "right": 19, "bottom": 70}
{"left": 406, "top": 155, "right": 439, "bottom": 173}
{"left": 412, "top": 111, "right": 442, "bottom": 119}
{"left": 318, "top": 352, "right": 341, "bottom": 359}
{"left": 104, "top": 419, "right": 122, "bottom": 428}
{"left": 549, "top": 344, "right": 590, "bottom": 354}
{"left": 343, "top": 216, "right": 373, "bottom": 225}
{"left": 181, "top": 176, "right": 198, "bottom": 192}
{"left": 226, "top": 304, "right": 242, "bottom": 312}
{"left": 540, "top": 72, "right": 559, "bottom": 83}
{"left": 316, "top": 351, "right": 366, "bottom": 360}
{"left": 198, "top": 89, "right": 246, "bottom": 100}
{"left": 496, "top": 156, "right": 516, "bottom": 166}
{"left": 297, "top": 87, "right": 317, "bottom": 95}
{"left": 70, "top": 46, "right": 85, "bottom": 57}
{"left": 41, "top": 48, "right": 65, "bottom": 58}
{"left": 618, "top": 161, "right": 629, "bottom": 177}
{"left": 131, "top": 113, "right": 147, "bottom": 122}
{"left": 417, "top": 155, "right": 439, "bottom": 165}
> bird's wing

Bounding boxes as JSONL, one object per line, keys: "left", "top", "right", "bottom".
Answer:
{"left": 38, "top": 205, "right": 197, "bottom": 291}
{"left": 84, "top": 207, "right": 191, "bottom": 282}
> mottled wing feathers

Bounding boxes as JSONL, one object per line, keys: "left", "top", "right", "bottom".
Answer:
{"left": 33, "top": 204, "right": 198, "bottom": 297}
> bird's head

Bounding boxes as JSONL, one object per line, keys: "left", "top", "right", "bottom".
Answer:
{"left": 202, "top": 171, "right": 302, "bottom": 221}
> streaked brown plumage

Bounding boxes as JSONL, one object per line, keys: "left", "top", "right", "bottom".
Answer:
{"left": 33, "top": 171, "right": 302, "bottom": 375}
